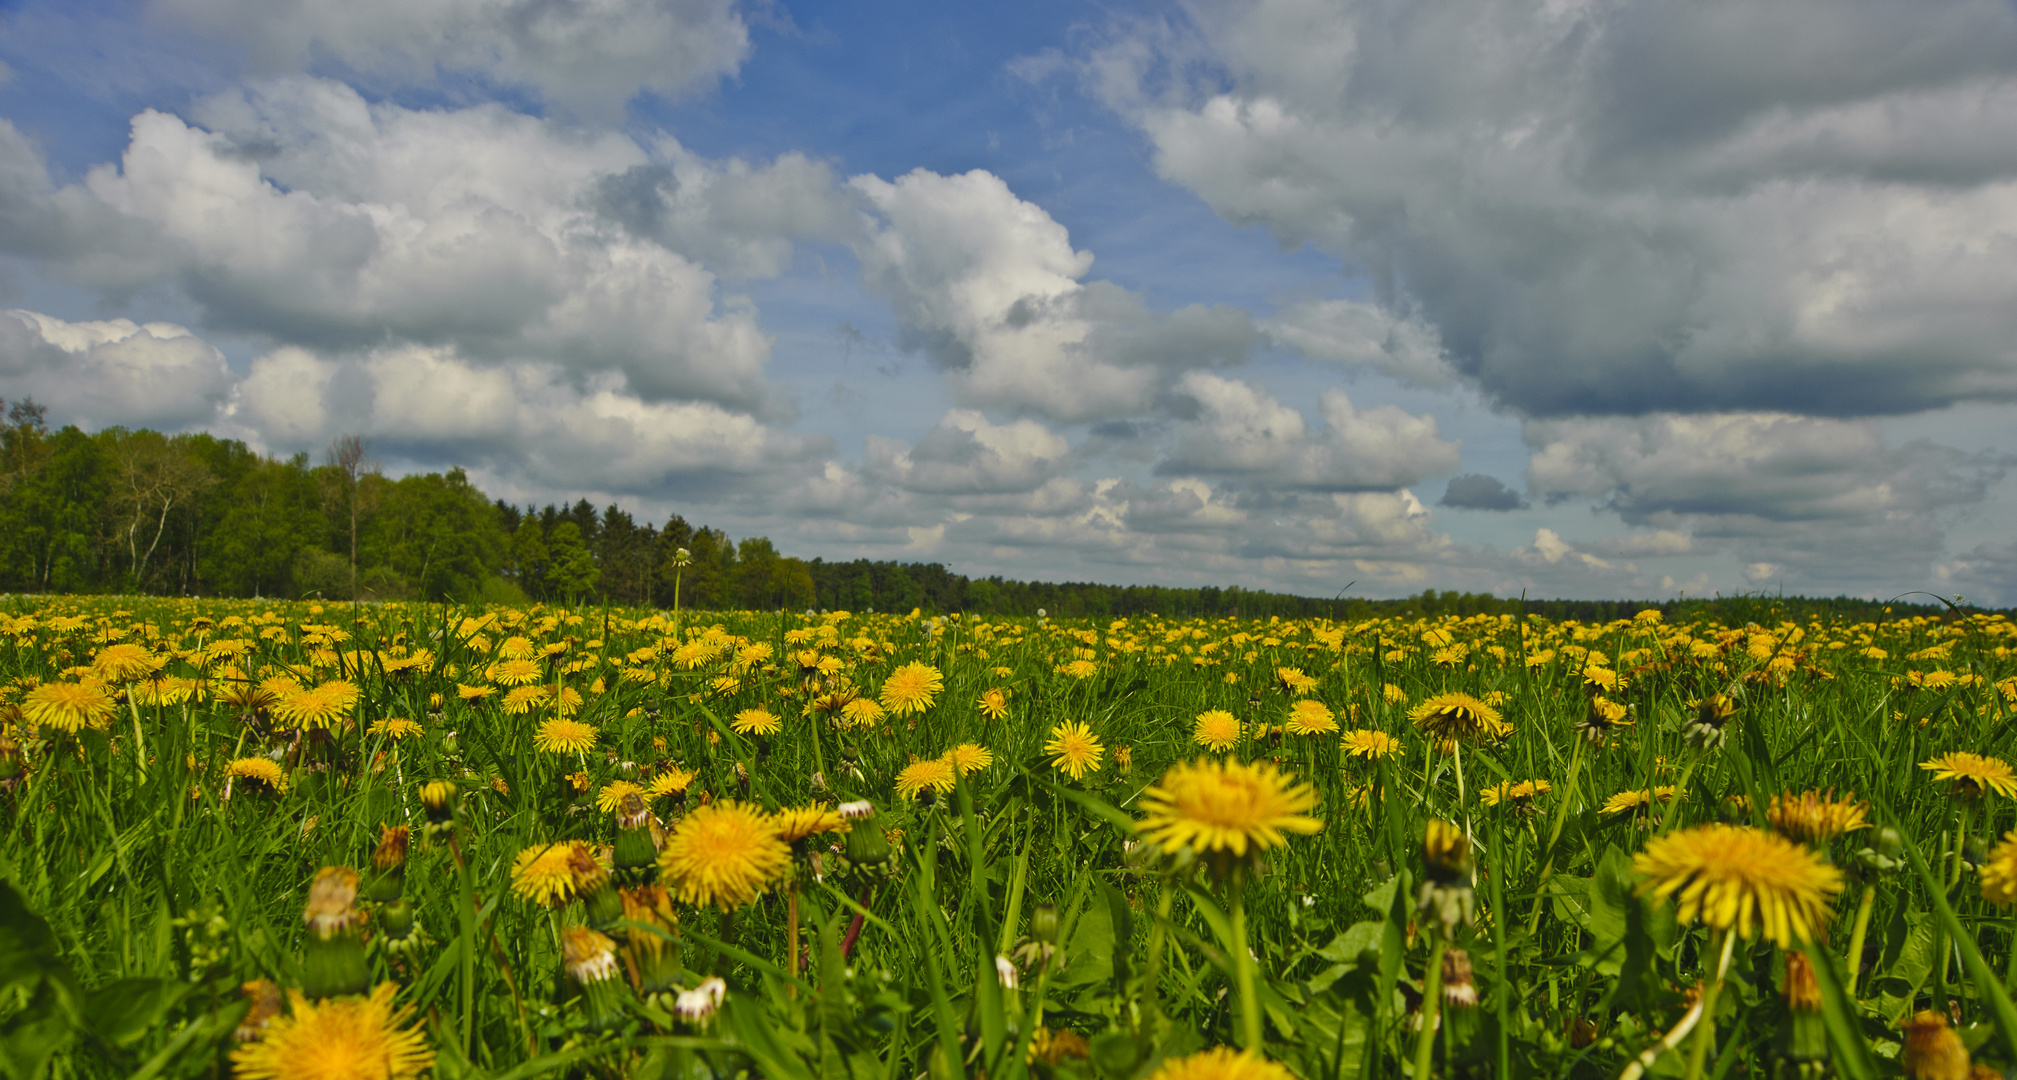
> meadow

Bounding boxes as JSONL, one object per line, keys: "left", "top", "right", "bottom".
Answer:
{"left": 1, "top": 595, "right": 2015, "bottom": 1080}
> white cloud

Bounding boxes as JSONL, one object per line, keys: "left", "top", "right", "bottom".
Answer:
{"left": 1261, "top": 297, "right": 1455, "bottom": 387}
{"left": 1160, "top": 371, "right": 1460, "bottom": 489}
{"left": 848, "top": 168, "right": 1255, "bottom": 423}
{"left": 0, "top": 309, "right": 234, "bottom": 430}
{"left": 152, "top": 0, "right": 750, "bottom": 117}
{"left": 1063, "top": 0, "right": 2017, "bottom": 418}
{"left": 865, "top": 410, "right": 1071, "bottom": 495}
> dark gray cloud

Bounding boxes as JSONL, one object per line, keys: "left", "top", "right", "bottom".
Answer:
{"left": 1439, "top": 473, "right": 1524, "bottom": 511}
{"left": 1070, "top": 0, "right": 2017, "bottom": 418}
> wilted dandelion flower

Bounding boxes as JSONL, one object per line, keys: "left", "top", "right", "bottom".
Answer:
{"left": 1902, "top": 1010, "right": 1970, "bottom": 1080}
{"left": 1409, "top": 693, "right": 1509, "bottom": 743}
{"left": 1283, "top": 700, "right": 1339, "bottom": 736}
{"left": 1339, "top": 729, "right": 1402, "bottom": 760}
{"left": 1147, "top": 1047, "right": 1296, "bottom": 1080}
{"left": 1044, "top": 721, "right": 1105, "bottom": 781}
{"left": 894, "top": 757, "right": 956, "bottom": 802}
{"left": 21, "top": 681, "right": 115, "bottom": 734}
{"left": 230, "top": 983, "right": 432, "bottom": 1080}
{"left": 1136, "top": 758, "right": 1320, "bottom": 871}
{"left": 731, "top": 707, "right": 782, "bottom": 737}
{"left": 1192, "top": 710, "right": 1241, "bottom": 753}
{"left": 878, "top": 662, "right": 943, "bottom": 717}
{"left": 1920, "top": 752, "right": 2017, "bottom": 800}
{"left": 658, "top": 801, "right": 791, "bottom": 910}
{"left": 534, "top": 717, "right": 597, "bottom": 755}
{"left": 976, "top": 688, "right": 1009, "bottom": 720}
{"left": 1766, "top": 789, "right": 1870, "bottom": 845}
{"left": 1633, "top": 824, "right": 1843, "bottom": 946}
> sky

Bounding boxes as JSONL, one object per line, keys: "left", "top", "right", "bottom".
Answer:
{"left": 3, "top": 0, "right": 2017, "bottom": 603}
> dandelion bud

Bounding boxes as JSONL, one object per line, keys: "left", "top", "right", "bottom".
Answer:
{"left": 1776, "top": 952, "right": 1827, "bottom": 1065}
{"left": 1441, "top": 948, "right": 1477, "bottom": 1008}
{"left": 563, "top": 925, "right": 629, "bottom": 1031}
{"left": 364, "top": 824, "right": 409, "bottom": 902}
{"left": 378, "top": 897, "right": 417, "bottom": 942}
{"left": 299, "top": 867, "right": 369, "bottom": 999}
{"left": 844, "top": 810, "right": 891, "bottom": 867}
{"left": 620, "top": 884, "right": 683, "bottom": 1002}
{"left": 674, "top": 976, "right": 726, "bottom": 1027}
{"left": 995, "top": 954, "right": 1019, "bottom": 989}
{"left": 1416, "top": 820, "right": 1476, "bottom": 939}
{"left": 1031, "top": 904, "right": 1061, "bottom": 945}
{"left": 419, "top": 780, "right": 457, "bottom": 823}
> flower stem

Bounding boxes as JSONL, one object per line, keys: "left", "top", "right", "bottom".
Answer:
{"left": 1844, "top": 881, "right": 1878, "bottom": 995}
{"left": 1682, "top": 928, "right": 1736, "bottom": 1080}
{"left": 1528, "top": 737, "right": 1585, "bottom": 934}
{"left": 1413, "top": 935, "right": 1448, "bottom": 1080}
{"left": 1230, "top": 868, "right": 1263, "bottom": 1052}
{"left": 1935, "top": 800, "right": 1973, "bottom": 1010}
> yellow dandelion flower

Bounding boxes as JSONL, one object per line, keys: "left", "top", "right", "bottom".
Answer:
{"left": 1765, "top": 790, "right": 1870, "bottom": 845}
{"left": 1633, "top": 823, "right": 1843, "bottom": 946}
{"left": 658, "top": 801, "right": 791, "bottom": 910}
{"left": 1339, "top": 729, "right": 1402, "bottom": 760}
{"left": 500, "top": 685, "right": 547, "bottom": 715}
{"left": 498, "top": 636, "right": 537, "bottom": 660}
{"left": 1136, "top": 758, "right": 1321, "bottom": 865}
{"left": 1058, "top": 658, "right": 1101, "bottom": 679}
{"left": 511, "top": 841, "right": 588, "bottom": 907}
{"left": 731, "top": 707, "right": 782, "bottom": 737}
{"left": 1283, "top": 699, "right": 1338, "bottom": 736}
{"left": 1186, "top": 707, "right": 1244, "bottom": 753}
{"left": 595, "top": 780, "right": 646, "bottom": 814}
{"left": 456, "top": 683, "right": 496, "bottom": 701}
{"left": 272, "top": 686, "right": 351, "bottom": 731}
{"left": 91, "top": 643, "right": 160, "bottom": 683}
{"left": 1148, "top": 1047, "right": 1295, "bottom": 1080}
{"left": 1478, "top": 779, "right": 1551, "bottom": 807}
{"left": 1275, "top": 667, "right": 1317, "bottom": 695}
{"left": 648, "top": 767, "right": 698, "bottom": 800}
{"left": 1601, "top": 786, "right": 1677, "bottom": 817}
{"left": 977, "top": 688, "right": 1009, "bottom": 720}
{"left": 534, "top": 717, "right": 597, "bottom": 755}
{"left": 1920, "top": 752, "right": 2017, "bottom": 799}
{"left": 772, "top": 803, "right": 850, "bottom": 844}
{"left": 487, "top": 658, "right": 544, "bottom": 686}
{"left": 1409, "top": 692, "right": 1509, "bottom": 742}
{"left": 231, "top": 983, "right": 432, "bottom": 1080}
{"left": 895, "top": 757, "right": 956, "bottom": 801}
{"left": 879, "top": 662, "right": 943, "bottom": 716}
{"left": 223, "top": 757, "right": 288, "bottom": 794}
{"left": 943, "top": 743, "right": 993, "bottom": 775}
{"left": 1982, "top": 831, "right": 2017, "bottom": 906}
{"left": 20, "top": 681, "right": 115, "bottom": 733}
{"left": 1044, "top": 721, "right": 1104, "bottom": 781}
{"left": 367, "top": 717, "right": 423, "bottom": 741}
{"left": 839, "top": 697, "right": 886, "bottom": 729}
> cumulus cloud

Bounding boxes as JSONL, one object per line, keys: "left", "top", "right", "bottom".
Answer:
{"left": 227, "top": 342, "right": 823, "bottom": 492}
{"left": 1261, "top": 297, "right": 1454, "bottom": 387}
{"left": 0, "top": 309, "right": 233, "bottom": 430}
{"left": 1062, "top": 0, "right": 2017, "bottom": 418}
{"left": 864, "top": 410, "right": 1072, "bottom": 495}
{"left": 152, "top": 0, "right": 750, "bottom": 116}
{"left": 0, "top": 79, "right": 813, "bottom": 413}
{"left": 848, "top": 168, "right": 1255, "bottom": 423}
{"left": 1439, "top": 473, "right": 1524, "bottom": 511}
{"left": 1158, "top": 371, "right": 1459, "bottom": 490}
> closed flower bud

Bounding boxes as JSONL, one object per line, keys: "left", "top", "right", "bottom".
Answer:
{"left": 1031, "top": 904, "right": 1060, "bottom": 945}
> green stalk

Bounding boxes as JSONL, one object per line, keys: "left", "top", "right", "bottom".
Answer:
{"left": 1142, "top": 880, "right": 1175, "bottom": 1024}
{"left": 1843, "top": 882, "right": 1878, "bottom": 995}
{"left": 1935, "top": 800, "right": 1973, "bottom": 1010}
{"left": 1230, "top": 867, "right": 1262, "bottom": 1052}
{"left": 1413, "top": 935, "right": 1448, "bottom": 1080}
{"left": 1529, "top": 736, "right": 1585, "bottom": 933}
{"left": 1683, "top": 928, "right": 1736, "bottom": 1080}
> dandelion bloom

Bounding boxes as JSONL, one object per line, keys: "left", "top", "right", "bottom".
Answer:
{"left": 511, "top": 841, "right": 590, "bottom": 906}
{"left": 1920, "top": 752, "right": 2017, "bottom": 799}
{"left": 91, "top": 643, "right": 159, "bottom": 683}
{"left": 231, "top": 983, "right": 432, "bottom": 1080}
{"left": 367, "top": 717, "right": 423, "bottom": 741}
{"left": 1901, "top": 1010, "right": 1970, "bottom": 1080}
{"left": 648, "top": 767, "right": 698, "bottom": 800}
{"left": 658, "top": 801, "right": 791, "bottom": 910}
{"left": 731, "top": 707, "right": 782, "bottom": 737}
{"left": 1601, "top": 786, "right": 1677, "bottom": 817}
{"left": 21, "top": 681, "right": 115, "bottom": 733}
{"left": 1148, "top": 1047, "right": 1295, "bottom": 1080}
{"left": 840, "top": 697, "right": 886, "bottom": 729}
{"left": 1275, "top": 667, "right": 1318, "bottom": 695}
{"left": 224, "top": 757, "right": 288, "bottom": 794}
{"left": 595, "top": 780, "right": 646, "bottom": 814}
{"left": 1633, "top": 823, "right": 1843, "bottom": 946}
{"left": 1981, "top": 831, "right": 2017, "bottom": 906}
{"left": 1058, "top": 659, "right": 1101, "bottom": 679}
{"left": 772, "top": 803, "right": 850, "bottom": 844}
{"left": 1283, "top": 700, "right": 1339, "bottom": 736}
{"left": 1136, "top": 758, "right": 1321, "bottom": 864}
{"left": 1044, "top": 721, "right": 1105, "bottom": 781}
{"left": 455, "top": 683, "right": 496, "bottom": 701}
{"left": 895, "top": 757, "right": 956, "bottom": 801}
{"left": 879, "top": 663, "right": 943, "bottom": 717}
{"left": 501, "top": 686, "right": 548, "bottom": 715}
{"left": 1765, "top": 790, "right": 1870, "bottom": 845}
{"left": 1193, "top": 710, "right": 1241, "bottom": 753}
{"left": 1478, "top": 780, "right": 1551, "bottom": 807}
{"left": 1408, "top": 693, "right": 1509, "bottom": 742}
{"left": 943, "top": 743, "right": 994, "bottom": 776}
{"left": 273, "top": 686, "right": 351, "bottom": 731}
{"left": 1339, "top": 729, "right": 1402, "bottom": 760}
{"left": 487, "top": 658, "right": 543, "bottom": 686}
{"left": 976, "top": 688, "right": 1009, "bottom": 720}
{"left": 534, "top": 717, "right": 597, "bottom": 755}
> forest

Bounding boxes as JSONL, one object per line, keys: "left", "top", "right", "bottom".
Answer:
{"left": 0, "top": 399, "right": 1965, "bottom": 620}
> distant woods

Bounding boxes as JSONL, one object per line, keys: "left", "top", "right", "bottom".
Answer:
{"left": 0, "top": 403, "right": 1966, "bottom": 621}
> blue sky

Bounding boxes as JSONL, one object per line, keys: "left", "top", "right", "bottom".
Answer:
{"left": 5, "top": 0, "right": 2017, "bottom": 601}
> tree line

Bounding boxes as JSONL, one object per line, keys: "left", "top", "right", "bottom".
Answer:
{"left": 0, "top": 403, "right": 1976, "bottom": 620}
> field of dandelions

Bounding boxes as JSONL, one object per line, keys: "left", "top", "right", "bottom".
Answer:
{"left": 3, "top": 598, "right": 2017, "bottom": 1080}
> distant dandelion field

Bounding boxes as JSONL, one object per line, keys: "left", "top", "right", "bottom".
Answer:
{"left": 3, "top": 595, "right": 2017, "bottom": 1078}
